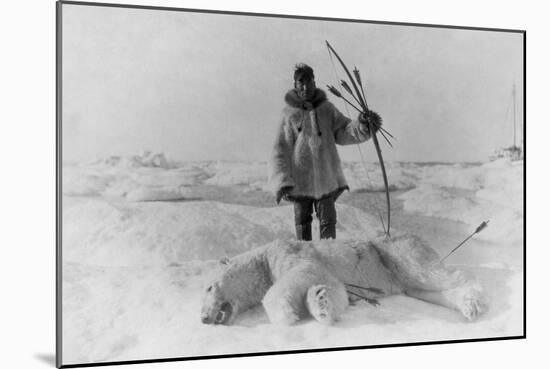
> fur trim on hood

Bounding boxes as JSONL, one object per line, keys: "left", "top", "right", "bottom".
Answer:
{"left": 284, "top": 88, "right": 327, "bottom": 110}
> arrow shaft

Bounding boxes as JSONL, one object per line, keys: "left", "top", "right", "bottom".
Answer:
{"left": 339, "top": 96, "right": 363, "bottom": 113}
{"left": 440, "top": 233, "right": 475, "bottom": 263}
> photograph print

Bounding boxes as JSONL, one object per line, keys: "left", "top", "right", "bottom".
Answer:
{"left": 57, "top": 1, "right": 525, "bottom": 367}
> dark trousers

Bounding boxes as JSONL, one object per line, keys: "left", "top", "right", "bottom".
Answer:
{"left": 294, "top": 196, "right": 337, "bottom": 241}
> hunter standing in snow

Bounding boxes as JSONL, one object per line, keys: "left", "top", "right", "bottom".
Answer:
{"left": 269, "top": 63, "right": 382, "bottom": 241}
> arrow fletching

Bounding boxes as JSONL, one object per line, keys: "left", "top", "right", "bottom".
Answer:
{"left": 475, "top": 220, "right": 489, "bottom": 234}
{"left": 354, "top": 66, "right": 369, "bottom": 107}
{"left": 353, "top": 67, "right": 362, "bottom": 86}
{"left": 345, "top": 283, "right": 385, "bottom": 295}
{"left": 439, "top": 220, "right": 490, "bottom": 263}
{"left": 327, "top": 84, "right": 342, "bottom": 98}
{"left": 340, "top": 80, "right": 354, "bottom": 96}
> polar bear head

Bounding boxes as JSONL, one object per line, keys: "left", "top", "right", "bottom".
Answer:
{"left": 200, "top": 252, "right": 272, "bottom": 325}
{"left": 201, "top": 281, "right": 237, "bottom": 325}
{"left": 200, "top": 258, "right": 239, "bottom": 325}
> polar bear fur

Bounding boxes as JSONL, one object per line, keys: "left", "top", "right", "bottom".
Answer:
{"left": 200, "top": 235, "right": 485, "bottom": 326}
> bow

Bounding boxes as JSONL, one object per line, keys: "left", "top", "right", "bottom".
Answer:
{"left": 325, "top": 40, "right": 392, "bottom": 237}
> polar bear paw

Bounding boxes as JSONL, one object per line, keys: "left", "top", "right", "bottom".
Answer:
{"left": 460, "top": 291, "right": 486, "bottom": 321}
{"left": 306, "top": 285, "right": 336, "bottom": 325}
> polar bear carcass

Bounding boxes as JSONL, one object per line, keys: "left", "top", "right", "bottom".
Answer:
{"left": 200, "top": 235, "right": 485, "bottom": 325}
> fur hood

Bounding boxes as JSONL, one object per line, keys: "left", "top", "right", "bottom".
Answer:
{"left": 269, "top": 89, "right": 371, "bottom": 200}
{"left": 284, "top": 88, "right": 327, "bottom": 110}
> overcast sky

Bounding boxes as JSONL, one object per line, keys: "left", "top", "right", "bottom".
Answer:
{"left": 62, "top": 4, "right": 524, "bottom": 163}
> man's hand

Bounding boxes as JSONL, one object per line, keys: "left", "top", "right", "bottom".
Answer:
{"left": 276, "top": 186, "right": 293, "bottom": 204}
{"left": 358, "top": 110, "right": 382, "bottom": 134}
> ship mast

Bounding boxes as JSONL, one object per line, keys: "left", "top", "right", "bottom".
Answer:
{"left": 512, "top": 83, "right": 516, "bottom": 148}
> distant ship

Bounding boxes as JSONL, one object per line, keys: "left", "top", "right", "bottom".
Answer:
{"left": 490, "top": 84, "right": 523, "bottom": 161}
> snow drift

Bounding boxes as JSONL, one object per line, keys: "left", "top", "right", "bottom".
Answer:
{"left": 398, "top": 159, "right": 523, "bottom": 246}
{"left": 63, "top": 199, "right": 380, "bottom": 266}
{"left": 60, "top": 154, "right": 524, "bottom": 365}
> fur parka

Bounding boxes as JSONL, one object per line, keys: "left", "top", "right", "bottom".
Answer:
{"left": 269, "top": 88, "right": 371, "bottom": 200}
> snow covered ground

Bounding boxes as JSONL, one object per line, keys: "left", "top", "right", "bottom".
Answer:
{"left": 61, "top": 153, "right": 524, "bottom": 365}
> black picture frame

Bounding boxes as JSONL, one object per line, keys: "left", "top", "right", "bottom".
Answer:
{"left": 56, "top": 1, "right": 526, "bottom": 367}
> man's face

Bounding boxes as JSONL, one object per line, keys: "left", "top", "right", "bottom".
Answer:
{"left": 294, "top": 75, "right": 316, "bottom": 101}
